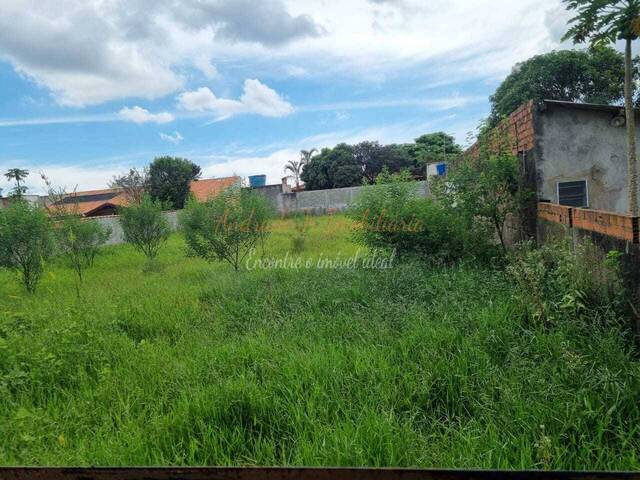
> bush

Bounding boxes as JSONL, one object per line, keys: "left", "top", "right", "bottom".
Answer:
{"left": 349, "top": 170, "right": 497, "bottom": 263}
{"left": 290, "top": 213, "right": 311, "bottom": 253}
{"left": 0, "top": 200, "right": 52, "bottom": 293}
{"left": 507, "top": 239, "right": 626, "bottom": 327}
{"left": 432, "top": 136, "right": 529, "bottom": 254}
{"left": 55, "top": 216, "right": 111, "bottom": 294}
{"left": 180, "top": 186, "right": 272, "bottom": 271}
{"left": 119, "top": 194, "right": 170, "bottom": 264}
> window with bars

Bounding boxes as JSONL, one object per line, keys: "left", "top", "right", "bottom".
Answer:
{"left": 557, "top": 180, "right": 588, "bottom": 207}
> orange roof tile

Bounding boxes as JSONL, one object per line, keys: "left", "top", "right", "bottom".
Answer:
{"left": 189, "top": 176, "right": 240, "bottom": 202}
{"left": 48, "top": 177, "right": 240, "bottom": 216}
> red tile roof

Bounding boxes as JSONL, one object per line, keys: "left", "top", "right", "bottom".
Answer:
{"left": 51, "top": 176, "right": 241, "bottom": 217}
{"left": 189, "top": 176, "right": 240, "bottom": 202}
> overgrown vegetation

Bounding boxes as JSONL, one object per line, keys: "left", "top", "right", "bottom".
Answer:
{"left": 0, "top": 216, "right": 638, "bottom": 468}
{"left": 432, "top": 132, "right": 529, "bottom": 254}
{"left": 180, "top": 186, "right": 272, "bottom": 271}
{"left": 507, "top": 239, "right": 627, "bottom": 327}
{"left": 119, "top": 194, "right": 170, "bottom": 266}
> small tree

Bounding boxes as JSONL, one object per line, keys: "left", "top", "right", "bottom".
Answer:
{"left": 0, "top": 199, "right": 52, "bottom": 293}
{"left": 180, "top": 186, "right": 272, "bottom": 271}
{"left": 119, "top": 194, "right": 171, "bottom": 265}
{"left": 433, "top": 131, "right": 529, "bottom": 254}
{"left": 109, "top": 168, "right": 148, "bottom": 204}
{"left": 4, "top": 168, "right": 29, "bottom": 198}
{"left": 56, "top": 216, "right": 111, "bottom": 296}
{"left": 41, "top": 173, "right": 111, "bottom": 295}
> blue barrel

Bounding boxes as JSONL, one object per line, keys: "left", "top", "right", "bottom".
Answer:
{"left": 248, "top": 174, "right": 267, "bottom": 187}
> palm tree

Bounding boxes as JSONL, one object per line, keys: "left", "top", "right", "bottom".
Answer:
{"left": 300, "top": 149, "right": 317, "bottom": 165}
{"left": 563, "top": 0, "right": 640, "bottom": 215}
{"left": 285, "top": 149, "right": 317, "bottom": 188}
{"left": 4, "top": 168, "right": 29, "bottom": 198}
{"left": 285, "top": 160, "right": 305, "bottom": 188}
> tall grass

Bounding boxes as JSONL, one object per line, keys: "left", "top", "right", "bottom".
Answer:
{"left": 0, "top": 215, "right": 638, "bottom": 468}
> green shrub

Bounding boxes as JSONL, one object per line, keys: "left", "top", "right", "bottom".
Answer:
{"left": 349, "top": 170, "right": 497, "bottom": 263}
{"left": 55, "top": 216, "right": 111, "bottom": 294}
{"left": 507, "top": 239, "right": 626, "bottom": 327}
{"left": 290, "top": 212, "right": 311, "bottom": 253}
{"left": 432, "top": 129, "right": 531, "bottom": 254}
{"left": 0, "top": 200, "right": 52, "bottom": 293}
{"left": 119, "top": 194, "right": 170, "bottom": 265}
{"left": 180, "top": 186, "right": 273, "bottom": 271}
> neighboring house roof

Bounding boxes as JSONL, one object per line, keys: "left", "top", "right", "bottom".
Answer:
{"left": 52, "top": 176, "right": 240, "bottom": 217}
{"left": 190, "top": 176, "right": 240, "bottom": 201}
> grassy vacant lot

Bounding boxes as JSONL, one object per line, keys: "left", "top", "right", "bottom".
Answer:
{"left": 0, "top": 215, "right": 639, "bottom": 469}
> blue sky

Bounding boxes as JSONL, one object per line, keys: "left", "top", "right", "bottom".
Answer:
{"left": 0, "top": 0, "right": 571, "bottom": 194}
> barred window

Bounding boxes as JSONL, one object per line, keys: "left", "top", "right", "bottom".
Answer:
{"left": 557, "top": 180, "right": 588, "bottom": 208}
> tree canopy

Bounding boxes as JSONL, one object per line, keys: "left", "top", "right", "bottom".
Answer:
{"left": 489, "top": 47, "right": 634, "bottom": 125}
{"left": 147, "top": 157, "right": 201, "bottom": 209}
{"left": 300, "top": 135, "right": 460, "bottom": 191}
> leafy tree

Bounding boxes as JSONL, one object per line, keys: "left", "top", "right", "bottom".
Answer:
{"left": 109, "top": 168, "right": 148, "bottom": 204}
{"left": 407, "top": 133, "right": 462, "bottom": 172}
{"left": 355, "top": 141, "right": 414, "bottom": 183}
{"left": 301, "top": 144, "right": 360, "bottom": 190}
{"left": 119, "top": 194, "right": 170, "bottom": 264}
{"left": 4, "top": 168, "right": 29, "bottom": 198}
{"left": 490, "top": 47, "right": 631, "bottom": 125}
{"left": 147, "top": 157, "right": 201, "bottom": 209}
{"left": 0, "top": 200, "right": 52, "bottom": 293}
{"left": 300, "top": 136, "right": 458, "bottom": 190}
{"left": 562, "top": 0, "right": 640, "bottom": 215}
{"left": 180, "top": 186, "right": 272, "bottom": 271}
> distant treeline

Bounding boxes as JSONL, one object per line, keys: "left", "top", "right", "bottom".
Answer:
{"left": 300, "top": 132, "right": 461, "bottom": 191}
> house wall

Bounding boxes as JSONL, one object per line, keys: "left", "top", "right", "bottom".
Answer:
{"left": 536, "top": 103, "right": 640, "bottom": 213}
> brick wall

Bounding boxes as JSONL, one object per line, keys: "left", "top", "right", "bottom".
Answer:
{"left": 467, "top": 101, "right": 536, "bottom": 157}
{"left": 538, "top": 203, "right": 572, "bottom": 226}
{"left": 537, "top": 202, "right": 639, "bottom": 243}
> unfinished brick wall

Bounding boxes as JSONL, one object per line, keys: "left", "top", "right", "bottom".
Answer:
{"left": 572, "top": 208, "right": 639, "bottom": 244}
{"left": 538, "top": 203, "right": 572, "bottom": 226}
{"left": 467, "top": 100, "right": 536, "bottom": 158}
{"left": 538, "top": 202, "right": 639, "bottom": 244}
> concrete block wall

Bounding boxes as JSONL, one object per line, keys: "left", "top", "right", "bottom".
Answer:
{"left": 90, "top": 211, "right": 179, "bottom": 246}
{"left": 280, "top": 181, "right": 429, "bottom": 215}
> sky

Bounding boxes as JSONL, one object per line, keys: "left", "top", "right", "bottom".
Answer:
{"left": 0, "top": 0, "right": 574, "bottom": 194}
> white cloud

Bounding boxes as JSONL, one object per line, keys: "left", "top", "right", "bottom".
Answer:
{"left": 0, "top": 0, "right": 568, "bottom": 107}
{"left": 119, "top": 106, "right": 174, "bottom": 124}
{"left": 0, "top": 0, "right": 320, "bottom": 106}
{"left": 178, "top": 80, "right": 294, "bottom": 119}
{"left": 159, "top": 131, "right": 184, "bottom": 144}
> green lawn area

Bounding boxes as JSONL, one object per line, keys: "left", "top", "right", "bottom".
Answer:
{"left": 0, "top": 215, "right": 639, "bottom": 469}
